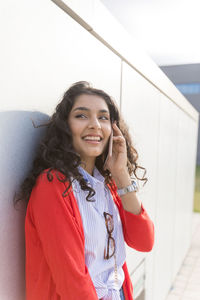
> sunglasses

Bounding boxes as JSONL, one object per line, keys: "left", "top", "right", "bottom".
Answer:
{"left": 103, "top": 212, "right": 116, "bottom": 259}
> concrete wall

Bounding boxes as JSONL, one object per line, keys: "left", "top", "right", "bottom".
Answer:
{"left": 0, "top": 1, "right": 198, "bottom": 300}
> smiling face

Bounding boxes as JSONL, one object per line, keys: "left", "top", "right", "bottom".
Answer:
{"left": 68, "top": 94, "right": 112, "bottom": 168}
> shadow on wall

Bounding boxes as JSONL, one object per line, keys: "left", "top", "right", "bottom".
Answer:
{"left": 0, "top": 111, "right": 49, "bottom": 300}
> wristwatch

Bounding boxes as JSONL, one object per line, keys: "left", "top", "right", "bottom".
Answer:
{"left": 117, "top": 180, "right": 138, "bottom": 196}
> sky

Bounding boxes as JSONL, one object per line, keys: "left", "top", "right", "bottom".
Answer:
{"left": 100, "top": 0, "right": 200, "bottom": 66}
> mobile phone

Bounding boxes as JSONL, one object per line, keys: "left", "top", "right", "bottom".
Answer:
{"left": 103, "top": 129, "right": 113, "bottom": 169}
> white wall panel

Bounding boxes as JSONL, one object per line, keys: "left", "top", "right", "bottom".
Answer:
{"left": 153, "top": 95, "right": 180, "bottom": 300}
{"left": 172, "top": 114, "right": 198, "bottom": 279}
{"left": 120, "top": 62, "right": 198, "bottom": 300}
{"left": 121, "top": 62, "right": 160, "bottom": 300}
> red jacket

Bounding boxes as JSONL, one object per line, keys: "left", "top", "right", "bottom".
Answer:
{"left": 25, "top": 169, "right": 154, "bottom": 299}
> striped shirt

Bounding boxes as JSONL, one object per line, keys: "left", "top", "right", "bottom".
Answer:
{"left": 71, "top": 166, "right": 126, "bottom": 300}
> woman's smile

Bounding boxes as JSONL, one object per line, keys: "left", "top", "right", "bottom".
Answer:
{"left": 82, "top": 135, "right": 102, "bottom": 143}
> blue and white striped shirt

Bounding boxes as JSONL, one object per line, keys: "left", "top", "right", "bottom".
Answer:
{"left": 71, "top": 166, "right": 126, "bottom": 300}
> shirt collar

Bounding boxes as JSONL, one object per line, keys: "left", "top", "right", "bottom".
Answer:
{"left": 78, "top": 165, "right": 105, "bottom": 187}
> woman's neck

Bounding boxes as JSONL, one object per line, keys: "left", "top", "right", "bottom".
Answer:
{"left": 80, "top": 160, "right": 95, "bottom": 176}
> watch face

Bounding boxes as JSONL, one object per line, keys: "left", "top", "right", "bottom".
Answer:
{"left": 132, "top": 180, "right": 138, "bottom": 189}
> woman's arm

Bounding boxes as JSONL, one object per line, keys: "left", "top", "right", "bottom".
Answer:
{"left": 119, "top": 201, "right": 155, "bottom": 252}
{"left": 104, "top": 122, "right": 154, "bottom": 252}
{"left": 29, "top": 171, "right": 98, "bottom": 299}
{"left": 108, "top": 178, "right": 154, "bottom": 252}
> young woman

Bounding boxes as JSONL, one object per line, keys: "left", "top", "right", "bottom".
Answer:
{"left": 14, "top": 81, "right": 154, "bottom": 300}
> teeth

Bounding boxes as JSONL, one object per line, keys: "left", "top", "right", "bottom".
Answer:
{"left": 83, "top": 136, "right": 101, "bottom": 141}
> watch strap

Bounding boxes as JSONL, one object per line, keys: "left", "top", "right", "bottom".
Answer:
{"left": 117, "top": 180, "right": 138, "bottom": 196}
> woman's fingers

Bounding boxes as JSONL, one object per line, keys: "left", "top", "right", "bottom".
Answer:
{"left": 112, "top": 136, "right": 125, "bottom": 142}
{"left": 112, "top": 136, "right": 126, "bottom": 148}
{"left": 112, "top": 122, "right": 123, "bottom": 136}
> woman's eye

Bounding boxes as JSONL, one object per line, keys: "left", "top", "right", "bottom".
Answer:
{"left": 75, "top": 114, "right": 109, "bottom": 120}
{"left": 100, "top": 116, "right": 109, "bottom": 120}
{"left": 75, "top": 114, "right": 87, "bottom": 119}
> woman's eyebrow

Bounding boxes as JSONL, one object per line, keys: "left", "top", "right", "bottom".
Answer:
{"left": 72, "top": 107, "right": 109, "bottom": 114}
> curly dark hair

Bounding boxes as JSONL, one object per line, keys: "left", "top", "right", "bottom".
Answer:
{"left": 13, "top": 81, "right": 147, "bottom": 209}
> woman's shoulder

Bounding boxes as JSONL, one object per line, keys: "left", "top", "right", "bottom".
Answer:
{"left": 36, "top": 168, "right": 70, "bottom": 188}
{"left": 30, "top": 168, "right": 73, "bottom": 206}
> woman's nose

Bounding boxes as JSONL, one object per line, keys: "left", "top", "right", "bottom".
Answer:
{"left": 88, "top": 117, "right": 101, "bottom": 129}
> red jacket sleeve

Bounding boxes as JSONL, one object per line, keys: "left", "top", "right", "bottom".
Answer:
{"left": 30, "top": 170, "right": 98, "bottom": 299}
{"left": 108, "top": 182, "right": 154, "bottom": 252}
{"left": 120, "top": 203, "right": 155, "bottom": 251}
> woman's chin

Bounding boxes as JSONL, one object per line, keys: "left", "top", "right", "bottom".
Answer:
{"left": 83, "top": 150, "right": 103, "bottom": 159}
